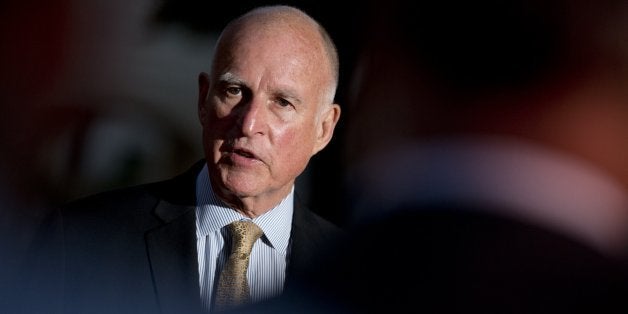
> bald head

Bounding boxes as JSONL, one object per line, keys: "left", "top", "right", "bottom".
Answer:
{"left": 211, "top": 5, "right": 339, "bottom": 104}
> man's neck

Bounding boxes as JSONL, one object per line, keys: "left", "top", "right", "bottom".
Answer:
{"left": 215, "top": 186, "right": 294, "bottom": 218}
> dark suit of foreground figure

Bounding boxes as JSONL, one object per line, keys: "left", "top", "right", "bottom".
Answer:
{"left": 273, "top": 0, "right": 628, "bottom": 313}
{"left": 24, "top": 5, "right": 342, "bottom": 314}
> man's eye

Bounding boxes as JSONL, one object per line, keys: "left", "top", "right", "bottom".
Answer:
{"left": 277, "top": 98, "right": 293, "bottom": 107}
{"left": 225, "top": 86, "right": 241, "bottom": 96}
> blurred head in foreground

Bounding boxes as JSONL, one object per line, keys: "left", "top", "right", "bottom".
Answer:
{"left": 345, "top": 0, "right": 628, "bottom": 256}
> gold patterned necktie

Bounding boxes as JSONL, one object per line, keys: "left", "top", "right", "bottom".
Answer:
{"left": 214, "top": 220, "right": 264, "bottom": 312}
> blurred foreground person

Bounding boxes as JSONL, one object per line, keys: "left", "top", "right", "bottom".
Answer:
{"left": 0, "top": 0, "right": 96, "bottom": 312}
{"left": 24, "top": 5, "right": 342, "bottom": 314}
{"left": 299, "top": 0, "right": 628, "bottom": 313}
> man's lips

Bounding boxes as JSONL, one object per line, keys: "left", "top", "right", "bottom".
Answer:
{"left": 221, "top": 146, "right": 261, "bottom": 165}
{"left": 232, "top": 148, "right": 257, "bottom": 159}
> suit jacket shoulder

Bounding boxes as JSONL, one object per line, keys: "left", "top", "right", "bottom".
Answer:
{"left": 26, "top": 161, "right": 205, "bottom": 314}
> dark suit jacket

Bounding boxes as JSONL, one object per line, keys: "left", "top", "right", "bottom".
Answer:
{"left": 22, "top": 161, "right": 342, "bottom": 314}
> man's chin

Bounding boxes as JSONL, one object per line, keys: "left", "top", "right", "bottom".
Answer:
{"left": 219, "top": 174, "right": 265, "bottom": 198}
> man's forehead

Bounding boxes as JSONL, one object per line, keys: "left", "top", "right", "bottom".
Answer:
{"left": 213, "top": 36, "right": 321, "bottom": 79}
{"left": 210, "top": 12, "right": 335, "bottom": 102}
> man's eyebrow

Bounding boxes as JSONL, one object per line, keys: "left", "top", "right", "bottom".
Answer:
{"left": 218, "top": 72, "right": 245, "bottom": 85}
{"left": 217, "top": 73, "right": 304, "bottom": 105}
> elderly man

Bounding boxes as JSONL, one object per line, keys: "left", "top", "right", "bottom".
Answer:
{"left": 25, "top": 5, "right": 341, "bottom": 314}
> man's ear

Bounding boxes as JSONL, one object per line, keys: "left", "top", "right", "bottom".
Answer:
{"left": 198, "top": 72, "right": 210, "bottom": 126}
{"left": 313, "top": 103, "right": 341, "bottom": 154}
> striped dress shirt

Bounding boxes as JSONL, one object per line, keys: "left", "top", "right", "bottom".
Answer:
{"left": 195, "top": 163, "right": 294, "bottom": 312}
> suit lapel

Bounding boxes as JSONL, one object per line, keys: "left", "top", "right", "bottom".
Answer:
{"left": 285, "top": 196, "right": 346, "bottom": 291}
{"left": 146, "top": 202, "right": 201, "bottom": 314}
{"left": 288, "top": 201, "right": 318, "bottom": 273}
{"left": 145, "top": 161, "right": 205, "bottom": 314}
{"left": 285, "top": 199, "right": 329, "bottom": 289}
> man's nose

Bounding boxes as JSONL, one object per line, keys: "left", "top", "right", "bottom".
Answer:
{"left": 236, "top": 97, "right": 266, "bottom": 137}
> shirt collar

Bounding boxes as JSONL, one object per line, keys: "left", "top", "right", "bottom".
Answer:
{"left": 195, "top": 163, "right": 293, "bottom": 255}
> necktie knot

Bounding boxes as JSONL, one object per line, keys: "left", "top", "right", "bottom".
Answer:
{"left": 213, "top": 220, "right": 263, "bottom": 312}
{"left": 229, "top": 220, "right": 263, "bottom": 255}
